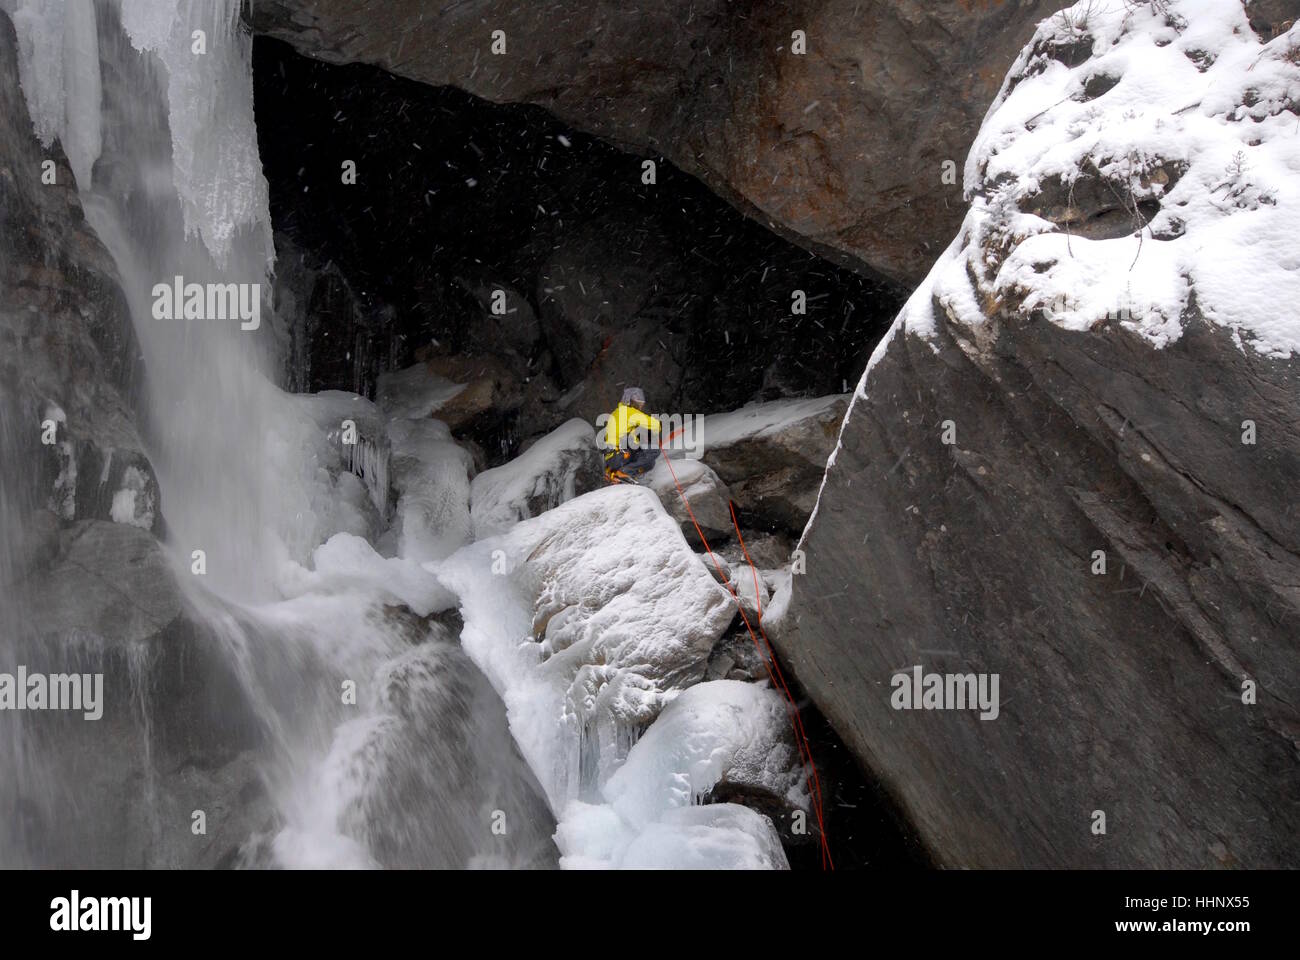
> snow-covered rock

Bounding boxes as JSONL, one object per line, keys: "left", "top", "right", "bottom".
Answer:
{"left": 603, "top": 678, "right": 801, "bottom": 809}
{"left": 433, "top": 485, "right": 798, "bottom": 867}
{"left": 944, "top": 0, "right": 1300, "bottom": 357}
{"left": 468, "top": 418, "right": 602, "bottom": 539}
{"left": 644, "top": 456, "right": 734, "bottom": 546}
{"left": 699, "top": 395, "right": 848, "bottom": 535}
{"left": 440, "top": 486, "right": 736, "bottom": 792}
{"left": 787, "top": 0, "right": 1300, "bottom": 868}
{"left": 557, "top": 679, "right": 799, "bottom": 869}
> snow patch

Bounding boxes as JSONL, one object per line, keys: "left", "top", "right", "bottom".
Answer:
{"left": 702, "top": 394, "right": 847, "bottom": 451}
{"left": 946, "top": 0, "right": 1300, "bottom": 356}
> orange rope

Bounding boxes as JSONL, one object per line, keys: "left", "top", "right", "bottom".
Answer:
{"left": 658, "top": 436, "right": 834, "bottom": 869}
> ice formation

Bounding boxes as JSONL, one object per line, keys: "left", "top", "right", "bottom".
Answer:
{"left": 434, "top": 485, "right": 799, "bottom": 867}
{"left": 468, "top": 418, "right": 599, "bottom": 539}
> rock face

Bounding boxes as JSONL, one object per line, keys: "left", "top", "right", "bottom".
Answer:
{"left": 250, "top": 0, "right": 1060, "bottom": 285}
{"left": 782, "top": 2, "right": 1300, "bottom": 868}
{"left": 5, "top": 521, "right": 269, "bottom": 868}
{"left": 0, "top": 13, "right": 159, "bottom": 541}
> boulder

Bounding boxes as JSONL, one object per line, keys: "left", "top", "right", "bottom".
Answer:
{"left": 645, "top": 456, "right": 734, "bottom": 547}
{"left": 250, "top": 0, "right": 1061, "bottom": 285}
{"left": 436, "top": 492, "right": 796, "bottom": 867}
{"left": 3, "top": 521, "right": 269, "bottom": 868}
{"left": 438, "top": 486, "right": 737, "bottom": 802}
{"left": 700, "top": 395, "right": 848, "bottom": 536}
{"left": 782, "top": 2, "right": 1300, "bottom": 869}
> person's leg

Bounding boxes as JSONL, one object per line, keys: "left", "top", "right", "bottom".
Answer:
{"left": 623, "top": 445, "right": 661, "bottom": 478}
{"left": 604, "top": 451, "right": 626, "bottom": 482}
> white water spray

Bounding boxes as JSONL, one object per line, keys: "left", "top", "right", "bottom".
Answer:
{"left": 4, "top": 0, "right": 555, "bottom": 868}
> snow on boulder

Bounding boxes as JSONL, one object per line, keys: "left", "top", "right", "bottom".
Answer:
{"left": 468, "top": 418, "right": 603, "bottom": 539}
{"left": 644, "top": 456, "right": 734, "bottom": 546}
{"left": 785, "top": 0, "right": 1300, "bottom": 868}
{"left": 908, "top": 0, "right": 1300, "bottom": 358}
{"left": 437, "top": 486, "right": 735, "bottom": 798}
{"left": 433, "top": 485, "right": 804, "bottom": 867}
{"left": 699, "top": 395, "right": 848, "bottom": 536}
{"left": 603, "top": 680, "right": 802, "bottom": 819}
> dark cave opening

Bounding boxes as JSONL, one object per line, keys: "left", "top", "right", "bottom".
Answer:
{"left": 252, "top": 37, "right": 904, "bottom": 458}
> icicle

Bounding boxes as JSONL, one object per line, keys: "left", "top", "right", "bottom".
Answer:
{"left": 117, "top": 0, "right": 272, "bottom": 269}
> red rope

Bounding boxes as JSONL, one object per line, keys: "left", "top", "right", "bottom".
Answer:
{"left": 657, "top": 436, "right": 834, "bottom": 869}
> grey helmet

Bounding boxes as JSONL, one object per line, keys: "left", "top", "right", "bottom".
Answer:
{"left": 621, "top": 386, "right": 646, "bottom": 407}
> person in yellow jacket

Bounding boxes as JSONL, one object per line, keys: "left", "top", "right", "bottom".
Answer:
{"left": 603, "top": 386, "right": 662, "bottom": 484}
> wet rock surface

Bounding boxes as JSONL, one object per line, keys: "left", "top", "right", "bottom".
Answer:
{"left": 0, "top": 14, "right": 159, "bottom": 539}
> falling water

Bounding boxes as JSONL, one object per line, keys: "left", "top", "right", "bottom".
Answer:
{"left": 2, "top": 0, "right": 556, "bottom": 868}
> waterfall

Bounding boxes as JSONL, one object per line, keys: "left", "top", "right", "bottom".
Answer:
{"left": 2, "top": 0, "right": 556, "bottom": 868}
{"left": 85, "top": 0, "right": 308, "bottom": 601}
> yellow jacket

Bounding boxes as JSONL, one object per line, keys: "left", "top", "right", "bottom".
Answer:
{"left": 604, "top": 403, "right": 661, "bottom": 457}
